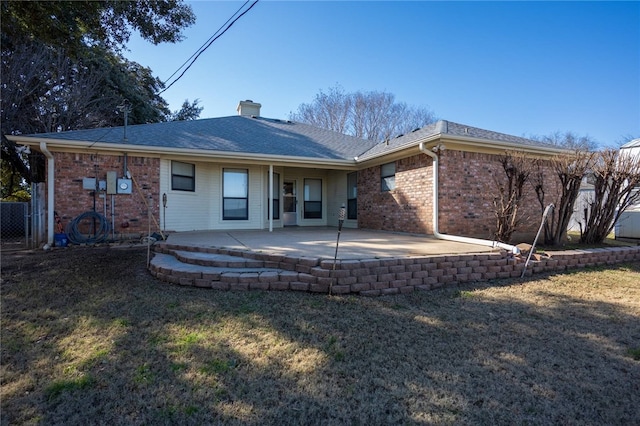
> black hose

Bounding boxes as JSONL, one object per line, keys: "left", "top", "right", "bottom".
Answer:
{"left": 65, "top": 211, "right": 111, "bottom": 244}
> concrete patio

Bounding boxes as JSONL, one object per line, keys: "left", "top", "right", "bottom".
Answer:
{"left": 164, "top": 227, "right": 500, "bottom": 259}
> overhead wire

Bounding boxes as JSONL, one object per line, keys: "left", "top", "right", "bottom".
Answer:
{"left": 158, "top": 0, "right": 260, "bottom": 95}
{"left": 161, "top": 0, "right": 251, "bottom": 84}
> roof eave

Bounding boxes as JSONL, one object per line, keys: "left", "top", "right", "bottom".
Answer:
{"left": 355, "top": 134, "right": 441, "bottom": 166}
{"left": 355, "top": 132, "right": 569, "bottom": 165}
{"left": 438, "top": 134, "right": 571, "bottom": 155}
{"left": 6, "top": 135, "right": 359, "bottom": 169}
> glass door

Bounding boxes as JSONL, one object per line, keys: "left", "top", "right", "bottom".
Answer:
{"left": 283, "top": 180, "right": 297, "bottom": 226}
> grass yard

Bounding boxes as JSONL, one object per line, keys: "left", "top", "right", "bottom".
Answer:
{"left": 1, "top": 246, "right": 639, "bottom": 425}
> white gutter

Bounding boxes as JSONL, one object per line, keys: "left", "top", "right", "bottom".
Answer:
{"left": 418, "top": 142, "right": 520, "bottom": 255}
{"left": 39, "top": 142, "right": 55, "bottom": 246}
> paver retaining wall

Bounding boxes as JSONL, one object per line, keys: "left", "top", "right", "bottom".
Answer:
{"left": 150, "top": 244, "right": 640, "bottom": 296}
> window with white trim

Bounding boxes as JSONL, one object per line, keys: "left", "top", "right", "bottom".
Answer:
{"left": 347, "top": 172, "right": 357, "bottom": 220}
{"left": 303, "top": 178, "right": 322, "bottom": 219}
{"left": 171, "top": 161, "right": 195, "bottom": 191}
{"left": 269, "top": 172, "right": 280, "bottom": 220}
{"left": 381, "top": 162, "right": 396, "bottom": 192}
{"left": 223, "top": 168, "right": 248, "bottom": 220}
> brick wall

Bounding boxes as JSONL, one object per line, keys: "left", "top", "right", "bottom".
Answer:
{"left": 358, "top": 149, "right": 560, "bottom": 242}
{"left": 439, "top": 150, "right": 562, "bottom": 241}
{"left": 357, "top": 154, "right": 434, "bottom": 233}
{"left": 51, "top": 152, "right": 160, "bottom": 237}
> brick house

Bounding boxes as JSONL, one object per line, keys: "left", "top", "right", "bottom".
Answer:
{"left": 7, "top": 100, "right": 565, "bottom": 247}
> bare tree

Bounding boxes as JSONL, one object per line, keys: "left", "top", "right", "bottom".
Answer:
{"left": 532, "top": 149, "right": 597, "bottom": 246}
{"left": 291, "top": 85, "right": 436, "bottom": 142}
{"left": 531, "top": 131, "right": 599, "bottom": 151}
{"left": 580, "top": 148, "right": 640, "bottom": 244}
{"left": 491, "top": 152, "right": 535, "bottom": 243}
{"left": 292, "top": 86, "right": 351, "bottom": 135}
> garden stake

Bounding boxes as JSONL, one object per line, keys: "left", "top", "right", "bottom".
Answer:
{"left": 330, "top": 204, "right": 346, "bottom": 295}
{"left": 521, "top": 203, "right": 554, "bottom": 278}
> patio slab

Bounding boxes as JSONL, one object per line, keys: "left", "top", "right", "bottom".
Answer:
{"left": 164, "top": 227, "right": 500, "bottom": 259}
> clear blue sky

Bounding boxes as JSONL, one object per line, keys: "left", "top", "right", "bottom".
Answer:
{"left": 125, "top": 1, "right": 640, "bottom": 146}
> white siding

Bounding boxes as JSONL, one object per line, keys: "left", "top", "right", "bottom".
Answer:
{"left": 616, "top": 211, "right": 640, "bottom": 239}
{"left": 160, "top": 160, "right": 352, "bottom": 231}
{"left": 160, "top": 159, "right": 214, "bottom": 231}
{"left": 326, "top": 170, "right": 357, "bottom": 228}
{"left": 211, "top": 164, "right": 264, "bottom": 230}
{"left": 161, "top": 160, "right": 266, "bottom": 231}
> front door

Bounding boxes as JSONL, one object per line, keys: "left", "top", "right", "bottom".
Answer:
{"left": 283, "top": 181, "right": 297, "bottom": 226}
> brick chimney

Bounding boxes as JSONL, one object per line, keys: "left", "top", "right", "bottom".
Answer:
{"left": 237, "top": 100, "right": 261, "bottom": 117}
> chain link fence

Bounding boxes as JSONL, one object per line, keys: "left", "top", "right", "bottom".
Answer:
{"left": 1, "top": 202, "right": 30, "bottom": 251}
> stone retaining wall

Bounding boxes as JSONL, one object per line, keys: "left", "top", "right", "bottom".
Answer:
{"left": 150, "top": 244, "right": 640, "bottom": 296}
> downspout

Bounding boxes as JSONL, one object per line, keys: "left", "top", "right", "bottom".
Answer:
{"left": 39, "top": 142, "right": 55, "bottom": 246}
{"left": 418, "top": 142, "right": 520, "bottom": 255}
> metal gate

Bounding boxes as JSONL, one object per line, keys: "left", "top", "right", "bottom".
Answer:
{"left": 1, "top": 202, "right": 30, "bottom": 251}
{"left": 2, "top": 184, "right": 49, "bottom": 251}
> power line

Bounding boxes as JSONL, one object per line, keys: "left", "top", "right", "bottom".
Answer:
{"left": 158, "top": 0, "right": 260, "bottom": 95}
{"left": 162, "top": 0, "right": 252, "bottom": 84}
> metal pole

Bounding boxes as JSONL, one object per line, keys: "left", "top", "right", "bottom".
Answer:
{"left": 521, "top": 204, "right": 554, "bottom": 278}
{"left": 330, "top": 204, "right": 346, "bottom": 295}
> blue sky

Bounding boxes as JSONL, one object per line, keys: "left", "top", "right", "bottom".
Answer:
{"left": 125, "top": 1, "right": 640, "bottom": 146}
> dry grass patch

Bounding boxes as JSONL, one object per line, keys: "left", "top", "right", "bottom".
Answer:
{"left": 1, "top": 246, "right": 639, "bottom": 425}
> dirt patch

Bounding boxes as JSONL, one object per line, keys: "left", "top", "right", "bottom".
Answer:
{"left": 2, "top": 246, "right": 639, "bottom": 425}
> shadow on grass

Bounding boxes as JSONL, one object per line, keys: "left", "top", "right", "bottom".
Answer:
{"left": 1, "top": 247, "right": 639, "bottom": 425}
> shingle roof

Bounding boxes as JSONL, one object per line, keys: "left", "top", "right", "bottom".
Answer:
{"left": 21, "top": 117, "right": 559, "bottom": 163}
{"left": 29, "top": 116, "right": 377, "bottom": 161}
{"left": 357, "top": 120, "right": 559, "bottom": 160}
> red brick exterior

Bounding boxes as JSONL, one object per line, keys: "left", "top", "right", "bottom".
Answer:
{"left": 50, "top": 152, "right": 160, "bottom": 237}
{"left": 357, "top": 154, "right": 435, "bottom": 234}
{"left": 358, "top": 149, "right": 558, "bottom": 241}
{"left": 48, "top": 147, "right": 560, "bottom": 243}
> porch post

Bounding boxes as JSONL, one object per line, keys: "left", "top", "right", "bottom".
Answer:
{"left": 269, "top": 164, "right": 273, "bottom": 232}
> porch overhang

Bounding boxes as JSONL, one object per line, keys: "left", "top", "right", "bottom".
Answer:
{"left": 6, "top": 135, "right": 360, "bottom": 170}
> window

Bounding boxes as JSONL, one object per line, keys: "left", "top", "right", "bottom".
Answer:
{"left": 347, "top": 172, "right": 357, "bottom": 220}
{"left": 171, "top": 161, "right": 195, "bottom": 191}
{"left": 269, "top": 172, "right": 280, "bottom": 220}
{"left": 303, "top": 178, "right": 322, "bottom": 219}
{"left": 381, "top": 162, "right": 396, "bottom": 192}
{"left": 223, "top": 169, "right": 248, "bottom": 220}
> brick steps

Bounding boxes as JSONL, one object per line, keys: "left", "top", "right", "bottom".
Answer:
{"left": 172, "top": 250, "right": 268, "bottom": 268}
{"left": 150, "top": 243, "right": 327, "bottom": 292}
